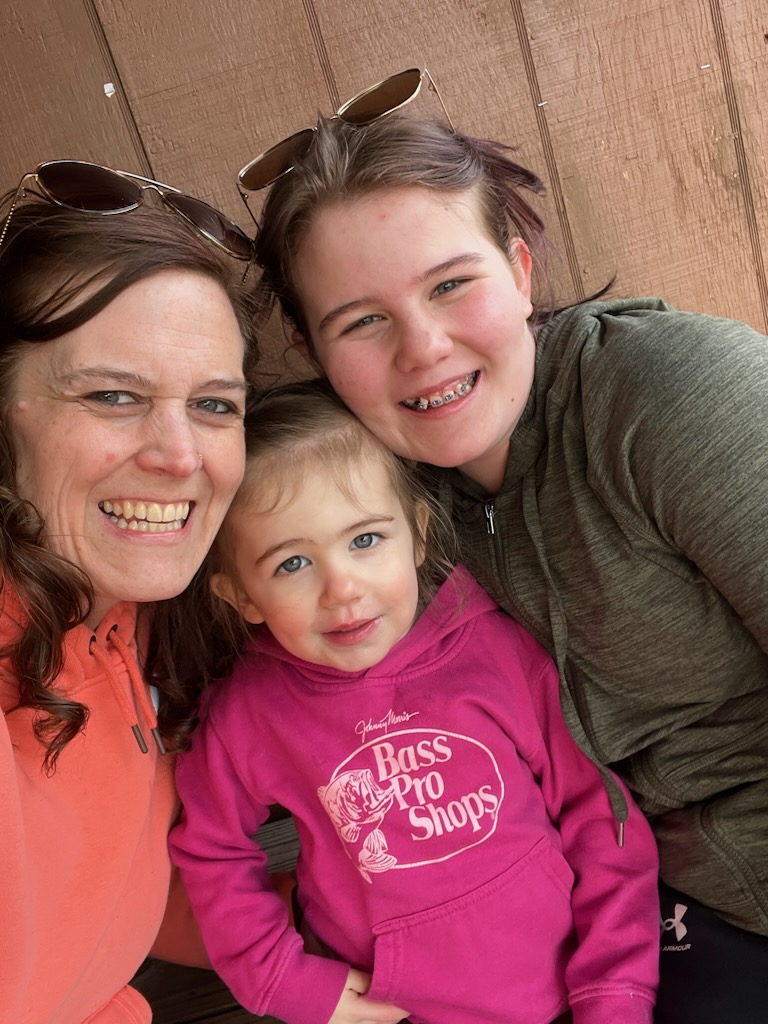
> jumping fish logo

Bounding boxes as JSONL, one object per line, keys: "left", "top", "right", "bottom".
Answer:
{"left": 318, "top": 768, "right": 397, "bottom": 882}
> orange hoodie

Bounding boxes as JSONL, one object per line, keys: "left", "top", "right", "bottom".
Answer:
{"left": 0, "top": 587, "right": 207, "bottom": 1024}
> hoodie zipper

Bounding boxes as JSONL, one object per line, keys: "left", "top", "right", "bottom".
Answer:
{"left": 481, "top": 485, "right": 628, "bottom": 846}
{"left": 484, "top": 501, "right": 496, "bottom": 535}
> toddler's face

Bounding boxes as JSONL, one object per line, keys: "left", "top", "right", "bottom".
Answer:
{"left": 213, "top": 455, "right": 423, "bottom": 672}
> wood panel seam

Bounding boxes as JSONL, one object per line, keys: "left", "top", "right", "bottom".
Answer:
{"left": 301, "top": 0, "right": 340, "bottom": 111}
{"left": 82, "top": 0, "right": 153, "bottom": 176}
{"left": 708, "top": 0, "right": 768, "bottom": 330}
{"left": 508, "top": 0, "right": 584, "bottom": 300}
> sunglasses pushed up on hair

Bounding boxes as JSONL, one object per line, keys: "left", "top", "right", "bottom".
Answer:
{"left": 236, "top": 66, "right": 453, "bottom": 216}
{"left": 0, "top": 160, "right": 254, "bottom": 260}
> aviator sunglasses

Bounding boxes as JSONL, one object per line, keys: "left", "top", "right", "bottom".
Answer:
{"left": 237, "top": 66, "right": 453, "bottom": 218}
{"left": 0, "top": 160, "right": 254, "bottom": 260}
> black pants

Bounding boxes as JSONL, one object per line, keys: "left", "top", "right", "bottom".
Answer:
{"left": 656, "top": 880, "right": 768, "bottom": 1023}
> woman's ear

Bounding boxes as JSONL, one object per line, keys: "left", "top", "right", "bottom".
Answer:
{"left": 210, "top": 572, "right": 265, "bottom": 625}
{"left": 292, "top": 330, "right": 323, "bottom": 374}
{"left": 508, "top": 238, "right": 533, "bottom": 301}
{"left": 414, "top": 501, "right": 431, "bottom": 568}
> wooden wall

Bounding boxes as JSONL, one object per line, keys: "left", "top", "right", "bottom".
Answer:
{"left": 2, "top": 0, "right": 767, "bottom": 371}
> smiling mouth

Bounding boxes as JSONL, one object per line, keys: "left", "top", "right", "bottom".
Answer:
{"left": 400, "top": 371, "right": 477, "bottom": 411}
{"left": 325, "top": 618, "right": 380, "bottom": 645}
{"left": 99, "top": 500, "right": 191, "bottom": 533}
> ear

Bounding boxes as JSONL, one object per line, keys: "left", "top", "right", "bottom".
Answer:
{"left": 292, "top": 329, "right": 324, "bottom": 374}
{"left": 413, "top": 501, "right": 431, "bottom": 568}
{"left": 210, "top": 572, "right": 265, "bottom": 625}
{"left": 508, "top": 237, "right": 533, "bottom": 302}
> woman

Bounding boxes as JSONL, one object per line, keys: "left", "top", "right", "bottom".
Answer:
{"left": 0, "top": 165, "right": 257, "bottom": 1024}
{"left": 248, "top": 108, "right": 768, "bottom": 1022}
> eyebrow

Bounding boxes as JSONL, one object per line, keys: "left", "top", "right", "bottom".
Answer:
{"left": 254, "top": 514, "right": 395, "bottom": 565}
{"left": 57, "top": 366, "right": 247, "bottom": 393}
{"left": 317, "top": 252, "right": 487, "bottom": 333}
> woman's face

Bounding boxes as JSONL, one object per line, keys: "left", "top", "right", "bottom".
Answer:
{"left": 9, "top": 270, "right": 248, "bottom": 627}
{"left": 293, "top": 186, "right": 536, "bottom": 494}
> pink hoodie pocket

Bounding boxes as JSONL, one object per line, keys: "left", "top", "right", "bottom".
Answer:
{"left": 368, "top": 837, "right": 574, "bottom": 1024}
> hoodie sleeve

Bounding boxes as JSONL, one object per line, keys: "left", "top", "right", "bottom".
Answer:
{"left": 589, "top": 308, "right": 768, "bottom": 656}
{"left": 169, "top": 704, "right": 350, "bottom": 1024}
{"left": 519, "top": 633, "right": 659, "bottom": 1024}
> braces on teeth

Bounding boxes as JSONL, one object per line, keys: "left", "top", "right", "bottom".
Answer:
{"left": 402, "top": 372, "right": 476, "bottom": 411}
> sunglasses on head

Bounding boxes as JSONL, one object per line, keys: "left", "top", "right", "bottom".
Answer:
{"left": 237, "top": 66, "right": 453, "bottom": 214}
{"left": 0, "top": 160, "right": 254, "bottom": 260}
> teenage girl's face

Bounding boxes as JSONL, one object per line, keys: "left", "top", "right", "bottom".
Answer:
{"left": 212, "top": 456, "right": 423, "bottom": 672}
{"left": 292, "top": 186, "right": 536, "bottom": 495}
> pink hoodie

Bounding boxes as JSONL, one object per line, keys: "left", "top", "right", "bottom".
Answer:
{"left": 171, "top": 568, "right": 659, "bottom": 1024}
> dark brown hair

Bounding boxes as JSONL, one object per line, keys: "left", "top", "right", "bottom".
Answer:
{"left": 0, "top": 197, "right": 258, "bottom": 768}
{"left": 253, "top": 111, "right": 565, "bottom": 342}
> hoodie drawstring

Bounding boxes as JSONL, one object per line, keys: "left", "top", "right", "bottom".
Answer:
{"left": 89, "top": 627, "right": 166, "bottom": 755}
{"left": 520, "top": 473, "right": 628, "bottom": 846}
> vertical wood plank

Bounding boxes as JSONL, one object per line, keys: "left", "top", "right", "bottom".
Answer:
{"left": 717, "top": 0, "right": 768, "bottom": 328}
{"left": 519, "top": 0, "right": 765, "bottom": 327}
{"left": 93, "top": 0, "right": 333, "bottom": 227}
{"left": 0, "top": 1, "right": 146, "bottom": 190}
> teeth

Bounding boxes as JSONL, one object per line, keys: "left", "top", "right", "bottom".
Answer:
{"left": 99, "top": 500, "right": 190, "bottom": 533}
{"left": 402, "top": 372, "right": 477, "bottom": 411}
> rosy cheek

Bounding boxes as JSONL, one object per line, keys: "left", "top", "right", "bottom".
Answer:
{"left": 104, "top": 451, "right": 120, "bottom": 465}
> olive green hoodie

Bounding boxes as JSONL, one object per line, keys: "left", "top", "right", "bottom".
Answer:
{"left": 434, "top": 296, "right": 768, "bottom": 935}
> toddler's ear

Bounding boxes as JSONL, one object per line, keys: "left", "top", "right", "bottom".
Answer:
{"left": 210, "top": 572, "right": 265, "bottom": 625}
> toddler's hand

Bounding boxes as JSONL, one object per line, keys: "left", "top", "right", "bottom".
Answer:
{"left": 328, "top": 968, "right": 408, "bottom": 1024}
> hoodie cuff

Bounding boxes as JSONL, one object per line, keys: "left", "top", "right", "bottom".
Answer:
{"left": 266, "top": 953, "right": 351, "bottom": 1024}
{"left": 571, "top": 993, "right": 655, "bottom": 1024}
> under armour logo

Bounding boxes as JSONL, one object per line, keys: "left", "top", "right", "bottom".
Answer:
{"left": 661, "top": 903, "right": 688, "bottom": 941}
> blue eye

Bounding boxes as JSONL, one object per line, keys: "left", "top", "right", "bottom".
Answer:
{"left": 86, "top": 391, "right": 136, "bottom": 406}
{"left": 352, "top": 533, "right": 380, "bottom": 550}
{"left": 433, "top": 279, "right": 463, "bottom": 296}
{"left": 276, "top": 555, "right": 310, "bottom": 575}
{"left": 342, "top": 313, "right": 383, "bottom": 335}
{"left": 194, "top": 397, "right": 240, "bottom": 415}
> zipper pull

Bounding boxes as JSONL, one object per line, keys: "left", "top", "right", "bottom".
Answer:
{"left": 484, "top": 501, "right": 496, "bottom": 535}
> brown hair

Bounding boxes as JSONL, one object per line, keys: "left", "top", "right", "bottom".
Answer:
{"left": 166, "top": 377, "right": 458, "bottom": 707}
{"left": 0, "top": 197, "right": 258, "bottom": 768}
{"left": 253, "top": 111, "right": 566, "bottom": 342}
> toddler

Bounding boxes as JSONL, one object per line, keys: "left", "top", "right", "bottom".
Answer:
{"left": 170, "top": 379, "right": 660, "bottom": 1024}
